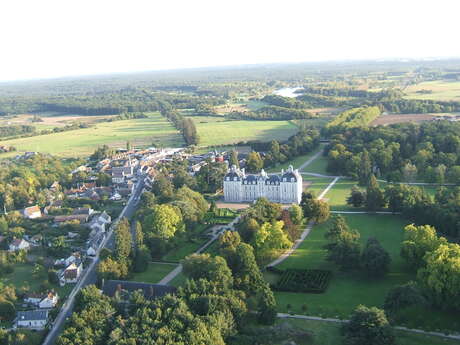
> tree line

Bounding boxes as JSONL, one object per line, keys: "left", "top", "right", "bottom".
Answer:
{"left": 159, "top": 103, "right": 199, "bottom": 146}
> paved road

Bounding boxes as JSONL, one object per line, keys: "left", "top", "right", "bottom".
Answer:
{"left": 42, "top": 177, "right": 145, "bottom": 345}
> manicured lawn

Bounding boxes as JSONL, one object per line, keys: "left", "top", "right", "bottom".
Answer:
{"left": 325, "top": 179, "right": 360, "bottom": 211}
{"left": 192, "top": 117, "right": 299, "bottom": 147}
{"left": 0, "top": 112, "right": 184, "bottom": 157}
{"left": 130, "top": 262, "right": 178, "bottom": 284}
{"left": 269, "top": 214, "right": 459, "bottom": 332}
{"left": 169, "top": 272, "right": 187, "bottom": 287}
{"left": 272, "top": 319, "right": 460, "bottom": 345}
{"left": 304, "top": 176, "right": 335, "bottom": 196}
{"left": 267, "top": 152, "right": 317, "bottom": 173}
{"left": 162, "top": 240, "right": 206, "bottom": 262}
{"left": 302, "top": 154, "right": 329, "bottom": 175}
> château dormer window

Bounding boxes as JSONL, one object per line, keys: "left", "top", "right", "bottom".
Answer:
{"left": 291, "top": 178, "right": 294, "bottom": 182}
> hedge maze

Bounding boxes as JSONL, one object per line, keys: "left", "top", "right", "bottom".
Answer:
{"left": 269, "top": 268, "right": 332, "bottom": 293}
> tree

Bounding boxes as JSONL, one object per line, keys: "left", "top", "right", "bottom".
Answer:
{"left": 133, "top": 245, "right": 151, "bottom": 273}
{"left": 358, "top": 149, "right": 372, "bottom": 186}
{"left": 417, "top": 243, "right": 460, "bottom": 310}
{"left": 384, "top": 282, "right": 424, "bottom": 316}
{"left": 246, "top": 151, "right": 264, "bottom": 173}
{"left": 134, "top": 221, "right": 144, "bottom": 248}
{"left": 402, "top": 163, "right": 418, "bottom": 183}
{"left": 300, "top": 192, "right": 330, "bottom": 223}
{"left": 253, "top": 221, "right": 292, "bottom": 261}
{"left": 257, "top": 285, "right": 277, "bottom": 325}
{"left": 365, "top": 175, "right": 385, "bottom": 211}
{"left": 144, "top": 204, "right": 183, "bottom": 240}
{"left": 238, "top": 217, "right": 260, "bottom": 243}
{"left": 182, "top": 254, "right": 233, "bottom": 289}
{"left": 115, "top": 218, "right": 132, "bottom": 262}
{"left": 0, "top": 217, "right": 8, "bottom": 234}
{"left": 342, "top": 305, "right": 395, "bottom": 345}
{"left": 347, "top": 186, "right": 365, "bottom": 208}
{"left": 400, "top": 224, "right": 446, "bottom": 270}
{"left": 361, "top": 238, "right": 391, "bottom": 277}
{"left": 152, "top": 175, "right": 174, "bottom": 202}
{"left": 288, "top": 204, "right": 303, "bottom": 225}
{"left": 326, "top": 227, "right": 361, "bottom": 271}
{"left": 325, "top": 215, "right": 350, "bottom": 243}
{"left": 0, "top": 300, "right": 15, "bottom": 321}
{"left": 229, "top": 150, "right": 239, "bottom": 168}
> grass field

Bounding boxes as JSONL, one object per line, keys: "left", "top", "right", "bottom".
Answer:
{"left": 323, "top": 178, "right": 359, "bottom": 210}
{"left": 405, "top": 80, "right": 460, "bottom": 101}
{"left": 267, "top": 214, "right": 459, "bottom": 332}
{"left": 272, "top": 319, "right": 460, "bottom": 345}
{"left": 0, "top": 263, "right": 41, "bottom": 291}
{"left": 192, "top": 117, "right": 299, "bottom": 147}
{"left": 266, "top": 150, "right": 320, "bottom": 173}
{"left": 130, "top": 262, "right": 178, "bottom": 284}
{"left": 302, "top": 154, "right": 329, "bottom": 174}
{"left": 304, "top": 176, "right": 335, "bottom": 196}
{"left": 0, "top": 112, "right": 184, "bottom": 157}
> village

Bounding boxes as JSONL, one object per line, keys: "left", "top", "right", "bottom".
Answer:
{"left": 0, "top": 146, "right": 232, "bottom": 332}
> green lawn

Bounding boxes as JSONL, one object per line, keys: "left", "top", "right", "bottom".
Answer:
{"left": 0, "top": 263, "right": 40, "bottom": 292}
{"left": 324, "top": 179, "right": 360, "bottom": 211}
{"left": 269, "top": 214, "right": 459, "bottom": 332}
{"left": 272, "top": 319, "right": 460, "bottom": 345}
{"left": 0, "top": 112, "right": 184, "bottom": 157}
{"left": 169, "top": 272, "right": 187, "bottom": 287}
{"left": 302, "top": 154, "right": 329, "bottom": 175}
{"left": 162, "top": 240, "right": 206, "bottom": 262}
{"left": 130, "top": 262, "right": 178, "bottom": 284}
{"left": 192, "top": 118, "right": 299, "bottom": 147}
{"left": 266, "top": 150, "right": 319, "bottom": 173}
{"left": 404, "top": 80, "right": 460, "bottom": 102}
{"left": 304, "top": 176, "right": 335, "bottom": 196}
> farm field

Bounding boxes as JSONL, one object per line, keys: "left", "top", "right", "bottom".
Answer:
{"left": 271, "top": 319, "right": 460, "bottom": 345}
{"left": 404, "top": 80, "right": 460, "bottom": 101}
{"left": 130, "top": 262, "right": 178, "bottom": 284}
{"left": 267, "top": 214, "right": 459, "bottom": 332}
{"left": 0, "top": 112, "right": 184, "bottom": 157}
{"left": 192, "top": 117, "right": 299, "bottom": 147}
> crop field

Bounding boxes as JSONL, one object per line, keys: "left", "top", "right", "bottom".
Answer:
{"left": 192, "top": 117, "right": 299, "bottom": 147}
{"left": 0, "top": 112, "right": 184, "bottom": 157}
{"left": 404, "top": 80, "right": 460, "bottom": 101}
{"left": 267, "top": 214, "right": 459, "bottom": 332}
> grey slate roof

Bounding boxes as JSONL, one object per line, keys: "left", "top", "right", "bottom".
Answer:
{"left": 17, "top": 310, "right": 48, "bottom": 321}
{"left": 102, "top": 280, "right": 176, "bottom": 300}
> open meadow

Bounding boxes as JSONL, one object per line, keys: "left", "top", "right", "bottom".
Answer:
{"left": 191, "top": 116, "right": 299, "bottom": 147}
{"left": 404, "top": 80, "right": 460, "bottom": 101}
{"left": 0, "top": 112, "right": 184, "bottom": 157}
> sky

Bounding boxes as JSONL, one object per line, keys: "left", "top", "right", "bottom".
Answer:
{"left": 1, "top": 0, "right": 459, "bottom": 81}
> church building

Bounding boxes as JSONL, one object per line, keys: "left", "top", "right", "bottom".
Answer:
{"left": 223, "top": 165, "right": 302, "bottom": 204}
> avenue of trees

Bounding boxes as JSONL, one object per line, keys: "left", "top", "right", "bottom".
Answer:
{"left": 159, "top": 103, "right": 199, "bottom": 145}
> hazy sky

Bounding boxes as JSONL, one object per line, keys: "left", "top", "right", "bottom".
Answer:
{"left": 1, "top": 0, "right": 459, "bottom": 81}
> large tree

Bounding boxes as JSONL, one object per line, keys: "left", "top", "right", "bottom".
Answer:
{"left": 144, "top": 204, "right": 183, "bottom": 240}
{"left": 400, "top": 224, "right": 446, "bottom": 269}
{"left": 115, "top": 218, "right": 132, "bottom": 262}
{"left": 361, "top": 237, "right": 391, "bottom": 277}
{"left": 182, "top": 254, "right": 233, "bottom": 289}
{"left": 365, "top": 174, "right": 385, "bottom": 211}
{"left": 417, "top": 243, "right": 460, "bottom": 310}
{"left": 246, "top": 151, "right": 264, "bottom": 173}
{"left": 342, "top": 305, "right": 395, "bottom": 345}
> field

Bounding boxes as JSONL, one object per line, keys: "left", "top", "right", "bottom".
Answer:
{"left": 0, "top": 112, "right": 184, "bottom": 157}
{"left": 271, "top": 319, "right": 460, "bottom": 345}
{"left": 404, "top": 80, "right": 460, "bottom": 101}
{"left": 192, "top": 117, "right": 299, "bottom": 147}
{"left": 371, "top": 113, "right": 437, "bottom": 126}
{"left": 130, "top": 262, "right": 178, "bottom": 284}
{"left": 301, "top": 154, "right": 329, "bottom": 174}
{"left": 266, "top": 214, "right": 459, "bottom": 332}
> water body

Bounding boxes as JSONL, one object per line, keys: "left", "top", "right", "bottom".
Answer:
{"left": 273, "top": 87, "right": 304, "bottom": 98}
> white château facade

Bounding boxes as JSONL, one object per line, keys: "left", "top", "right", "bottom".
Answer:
{"left": 224, "top": 165, "right": 302, "bottom": 204}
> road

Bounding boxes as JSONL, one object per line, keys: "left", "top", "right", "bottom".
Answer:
{"left": 42, "top": 177, "right": 146, "bottom": 345}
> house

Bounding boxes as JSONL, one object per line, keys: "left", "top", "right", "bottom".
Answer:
{"left": 24, "top": 293, "right": 45, "bottom": 306}
{"left": 9, "top": 239, "right": 30, "bottom": 252}
{"left": 72, "top": 207, "right": 94, "bottom": 216}
{"left": 30, "top": 234, "right": 43, "bottom": 245}
{"left": 59, "top": 261, "right": 83, "bottom": 285}
{"left": 110, "top": 192, "right": 122, "bottom": 201}
{"left": 111, "top": 170, "right": 125, "bottom": 184}
{"left": 102, "top": 280, "right": 177, "bottom": 300}
{"left": 39, "top": 292, "right": 59, "bottom": 309}
{"left": 54, "top": 214, "right": 89, "bottom": 223}
{"left": 22, "top": 205, "right": 42, "bottom": 219}
{"left": 88, "top": 211, "right": 111, "bottom": 235}
{"left": 15, "top": 310, "right": 48, "bottom": 330}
